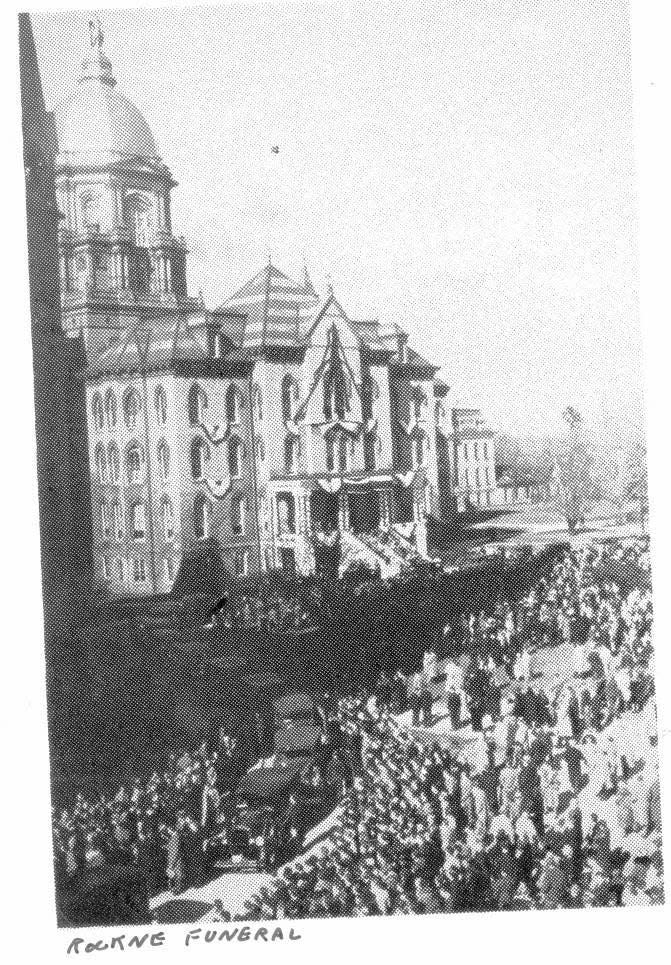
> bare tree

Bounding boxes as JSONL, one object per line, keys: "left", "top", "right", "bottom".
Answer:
{"left": 594, "top": 432, "right": 647, "bottom": 527}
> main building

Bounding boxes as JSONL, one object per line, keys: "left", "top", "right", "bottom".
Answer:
{"left": 50, "top": 22, "right": 484, "bottom": 597}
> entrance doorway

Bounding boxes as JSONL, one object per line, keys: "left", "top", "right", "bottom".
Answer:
{"left": 279, "top": 547, "right": 296, "bottom": 575}
{"left": 311, "top": 490, "right": 339, "bottom": 533}
{"left": 395, "top": 485, "right": 415, "bottom": 524}
{"left": 348, "top": 491, "right": 380, "bottom": 533}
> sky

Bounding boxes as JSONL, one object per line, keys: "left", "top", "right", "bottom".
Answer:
{"left": 31, "top": 0, "right": 645, "bottom": 436}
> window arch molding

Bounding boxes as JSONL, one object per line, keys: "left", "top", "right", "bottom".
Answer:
{"left": 284, "top": 435, "right": 301, "bottom": 475}
{"left": 94, "top": 443, "right": 107, "bottom": 484}
{"left": 154, "top": 385, "right": 168, "bottom": 425}
{"left": 92, "top": 393, "right": 104, "bottom": 432}
{"left": 188, "top": 383, "right": 208, "bottom": 425}
{"left": 157, "top": 439, "right": 170, "bottom": 481}
{"left": 161, "top": 496, "right": 175, "bottom": 541}
{"left": 194, "top": 493, "right": 212, "bottom": 540}
{"left": 104, "top": 389, "right": 117, "bottom": 429}
{"left": 122, "top": 388, "right": 142, "bottom": 430}
{"left": 226, "top": 384, "right": 243, "bottom": 424}
{"left": 190, "top": 436, "right": 210, "bottom": 481}
{"left": 107, "top": 441, "right": 120, "bottom": 484}
{"left": 125, "top": 441, "right": 146, "bottom": 484}
{"left": 282, "top": 375, "right": 300, "bottom": 422}
{"left": 228, "top": 435, "right": 244, "bottom": 478}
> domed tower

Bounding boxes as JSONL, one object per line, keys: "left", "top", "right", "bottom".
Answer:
{"left": 54, "top": 19, "right": 194, "bottom": 357}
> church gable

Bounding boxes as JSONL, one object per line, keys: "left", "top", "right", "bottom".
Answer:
{"left": 303, "top": 294, "right": 362, "bottom": 352}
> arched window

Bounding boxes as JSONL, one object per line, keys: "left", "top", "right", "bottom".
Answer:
{"left": 112, "top": 500, "right": 123, "bottom": 540}
{"left": 154, "top": 385, "right": 168, "bottom": 425}
{"left": 188, "top": 383, "right": 208, "bottom": 425}
{"left": 104, "top": 390, "right": 117, "bottom": 429}
{"left": 226, "top": 385, "right": 243, "bottom": 424}
{"left": 253, "top": 383, "right": 263, "bottom": 422}
{"left": 157, "top": 440, "right": 170, "bottom": 481}
{"left": 284, "top": 436, "right": 300, "bottom": 474}
{"left": 126, "top": 443, "right": 145, "bottom": 484}
{"left": 228, "top": 436, "right": 243, "bottom": 478}
{"left": 276, "top": 493, "right": 296, "bottom": 534}
{"left": 92, "top": 393, "right": 104, "bottom": 432}
{"left": 94, "top": 444, "right": 107, "bottom": 484}
{"left": 101, "top": 500, "right": 110, "bottom": 538}
{"left": 190, "top": 437, "right": 209, "bottom": 480}
{"left": 282, "top": 375, "right": 299, "bottom": 422}
{"left": 162, "top": 498, "right": 175, "bottom": 540}
{"left": 194, "top": 494, "right": 212, "bottom": 539}
{"left": 231, "top": 495, "right": 246, "bottom": 535}
{"left": 131, "top": 502, "right": 146, "bottom": 540}
{"left": 108, "top": 442, "right": 120, "bottom": 484}
{"left": 123, "top": 389, "right": 141, "bottom": 429}
{"left": 123, "top": 193, "right": 152, "bottom": 247}
{"left": 326, "top": 431, "right": 349, "bottom": 472}
{"left": 412, "top": 432, "right": 427, "bottom": 469}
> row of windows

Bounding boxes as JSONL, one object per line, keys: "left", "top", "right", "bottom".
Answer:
{"left": 188, "top": 384, "right": 245, "bottom": 426}
{"left": 96, "top": 427, "right": 425, "bottom": 486}
{"left": 462, "top": 440, "right": 490, "bottom": 461}
{"left": 101, "top": 555, "right": 175, "bottom": 584}
{"left": 102, "top": 492, "right": 251, "bottom": 544}
{"left": 100, "top": 498, "right": 172, "bottom": 542}
{"left": 191, "top": 436, "right": 244, "bottom": 480}
{"left": 192, "top": 493, "right": 248, "bottom": 539}
{"left": 463, "top": 467, "right": 492, "bottom": 488}
{"left": 94, "top": 440, "right": 170, "bottom": 485}
{"left": 93, "top": 372, "right": 391, "bottom": 441}
{"left": 92, "top": 386, "right": 169, "bottom": 433}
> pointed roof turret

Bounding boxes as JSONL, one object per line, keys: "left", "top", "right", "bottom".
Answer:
{"left": 302, "top": 261, "right": 317, "bottom": 297}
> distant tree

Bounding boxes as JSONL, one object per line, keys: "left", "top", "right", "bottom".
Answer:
{"left": 593, "top": 433, "right": 648, "bottom": 527}
{"left": 553, "top": 407, "right": 595, "bottom": 532}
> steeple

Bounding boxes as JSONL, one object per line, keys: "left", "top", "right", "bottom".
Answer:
{"left": 302, "top": 261, "right": 317, "bottom": 297}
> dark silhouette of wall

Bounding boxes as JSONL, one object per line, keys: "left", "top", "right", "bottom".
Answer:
{"left": 19, "top": 12, "right": 94, "bottom": 640}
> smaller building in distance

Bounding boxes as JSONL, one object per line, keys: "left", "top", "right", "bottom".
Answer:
{"left": 495, "top": 467, "right": 558, "bottom": 505}
{"left": 443, "top": 408, "right": 497, "bottom": 512}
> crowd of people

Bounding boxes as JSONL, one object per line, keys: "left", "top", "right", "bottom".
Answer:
{"left": 218, "top": 538, "right": 662, "bottom": 918}
{"left": 53, "top": 537, "right": 662, "bottom": 919}
{"left": 52, "top": 732, "right": 255, "bottom": 897}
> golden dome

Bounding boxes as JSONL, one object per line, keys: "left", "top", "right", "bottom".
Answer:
{"left": 54, "top": 22, "right": 159, "bottom": 163}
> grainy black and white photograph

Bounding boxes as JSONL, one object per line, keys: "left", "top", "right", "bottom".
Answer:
{"left": 14, "top": 0, "right": 666, "bottom": 936}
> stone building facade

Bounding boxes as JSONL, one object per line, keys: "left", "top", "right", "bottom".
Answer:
{"left": 45, "top": 22, "right": 487, "bottom": 597}
{"left": 442, "top": 408, "right": 497, "bottom": 511}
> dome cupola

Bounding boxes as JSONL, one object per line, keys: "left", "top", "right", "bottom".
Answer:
{"left": 54, "top": 19, "right": 160, "bottom": 163}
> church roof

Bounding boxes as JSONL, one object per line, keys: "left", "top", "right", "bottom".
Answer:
{"left": 54, "top": 21, "right": 160, "bottom": 164}
{"left": 218, "top": 262, "right": 320, "bottom": 350}
{"left": 85, "top": 317, "right": 206, "bottom": 377}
